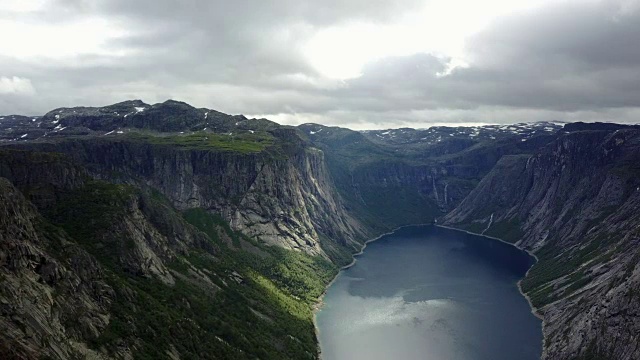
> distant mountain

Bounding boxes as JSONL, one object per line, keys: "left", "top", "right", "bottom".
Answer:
{"left": 0, "top": 99, "right": 281, "bottom": 142}
{"left": 361, "top": 121, "right": 565, "bottom": 144}
{"left": 0, "top": 114, "right": 45, "bottom": 141}
{"left": 561, "top": 121, "right": 640, "bottom": 132}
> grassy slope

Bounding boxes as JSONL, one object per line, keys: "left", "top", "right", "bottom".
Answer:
{"left": 124, "top": 131, "right": 275, "bottom": 153}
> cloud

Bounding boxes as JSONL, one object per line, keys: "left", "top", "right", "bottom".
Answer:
{"left": 0, "top": 76, "right": 35, "bottom": 95}
{"left": 456, "top": 0, "right": 640, "bottom": 109}
{"left": 0, "top": 0, "right": 639, "bottom": 128}
{"left": 287, "top": 0, "right": 640, "bottom": 126}
{"left": 323, "top": 1, "right": 640, "bottom": 113}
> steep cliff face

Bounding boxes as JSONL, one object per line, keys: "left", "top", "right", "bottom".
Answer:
{"left": 0, "top": 177, "right": 115, "bottom": 360}
{"left": 10, "top": 129, "right": 366, "bottom": 263}
{"left": 229, "top": 145, "right": 366, "bottom": 262}
{"left": 1, "top": 101, "right": 374, "bottom": 358}
{"left": 0, "top": 148, "right": 341, "bottom": 359}
{"left": 0, "top": 150, "right": 86, "bottom": 210}
{"left": 343, "top": 160, "right": 469, "bottom": 222}
{"left": 444, "top": 128, "right": 640, "bottom": 360}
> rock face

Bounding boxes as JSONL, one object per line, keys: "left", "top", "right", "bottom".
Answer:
{"left": 0, "top": 153, "right": 224, "bottom": 358}
{"left": 12, "top": 130, "right": 366, "bottom": 260}
{"left": 0, "top": 149, "right": 86, "bottom": 210}
{"left": 0, "top": 177, "right": 115, "bottom": 359}
{"left": 228, "top": 145, "right": 365, "bottom": 257}
{"left": 0, "top": 149, "right": 328, "bottom": 359}
{"left": 444, "top": 128, "right": 640, "bottom": 360}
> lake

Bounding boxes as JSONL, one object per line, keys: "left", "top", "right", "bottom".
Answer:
{"left": 315, "top": 225, "right": 542, "bottom": 360}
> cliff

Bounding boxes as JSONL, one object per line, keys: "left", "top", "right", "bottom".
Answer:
{"left": 9, "top": 128, "right": 367, "bottom": 264}
{"left": 0, "top": 148, "right": 342, "bottom": 359}
{"left": 0, "top": 177, "right": 115, "bottom": 359}
{"left": 444, "top": 128, "right": 640, "bottom": 360}
{"left": 1, "top": 101, "right": 378, "bottom": 359}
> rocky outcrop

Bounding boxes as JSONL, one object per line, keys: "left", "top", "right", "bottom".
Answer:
{"left": 0, "top": 149, "right": 86, "bottom": 209}
{"left": 444, "top": 129, "right": 640, "bottom": 360}
{"left": 229, "top": 145, "right": 365, "bottom": 257}
{"left": 12, "top": 130, "right": 367, "bottom": 261}
{"left": 0, "top": 177, "right": 115, "bottom": 359}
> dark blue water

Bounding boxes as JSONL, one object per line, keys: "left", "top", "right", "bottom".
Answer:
{"left": 316, "top": 225, "right": 541, "bottom": 360}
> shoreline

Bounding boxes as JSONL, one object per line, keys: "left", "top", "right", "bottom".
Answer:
{"left": 436, "top": 224, "right": 547, "bottom": 356}
{"left": 313, "top": 223, "right": 547, "bottom": 359}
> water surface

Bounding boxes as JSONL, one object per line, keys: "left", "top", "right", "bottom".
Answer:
{"left": 316, "top": 225, "right": 541, "bottom": 360}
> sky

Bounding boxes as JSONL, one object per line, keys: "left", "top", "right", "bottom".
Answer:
{"left": 1, "top": 0, "right": 639, "bottom": 129}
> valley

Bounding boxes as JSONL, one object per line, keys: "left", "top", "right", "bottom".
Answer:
{"left": 1, "top": 100, "right": 638, "bottom": 359}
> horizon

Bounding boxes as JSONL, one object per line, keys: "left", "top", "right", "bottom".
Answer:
{"left": 3, "top": 97, "right": 638, "bottom": 131}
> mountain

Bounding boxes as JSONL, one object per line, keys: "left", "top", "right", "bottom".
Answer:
{"left": 0, "top": 115, "right": 44, "bottom": 141}
{"left": 1, "top": 100, "right": 639, "bottom": 359}
{"left": 0, "top": 100, "right": 280, "bottom": 141}
{"left": 0, "top": 102, "right": 369, "bottom": 359}
{"left": 0, "top": 147, "right": 351, "bottom": 359}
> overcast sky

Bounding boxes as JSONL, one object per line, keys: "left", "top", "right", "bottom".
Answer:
{"left": 1, "top": 0, "right": 639, "bottom": 129}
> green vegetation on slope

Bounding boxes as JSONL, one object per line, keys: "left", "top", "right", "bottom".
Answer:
{"left": 484, "top": 219, "right": 525, "bottom": 243}
{"left": 125, "top": 131, "right": 274, "bottom": 153}
{"left": 183, "top": 208, "right": 338, "bottom": 302}
{"left": 44, "top": 180, "right": 137, "bottom": 268}
{"left": 42, "top": 182, "right": 338, "bottom": 359}
{"left": 522, "top": 229, "right": 621, "bottom": 307}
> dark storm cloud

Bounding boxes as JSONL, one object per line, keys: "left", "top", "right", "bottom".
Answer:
{"left": 1, "top": 0, "right": 640, "bottom": 127}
